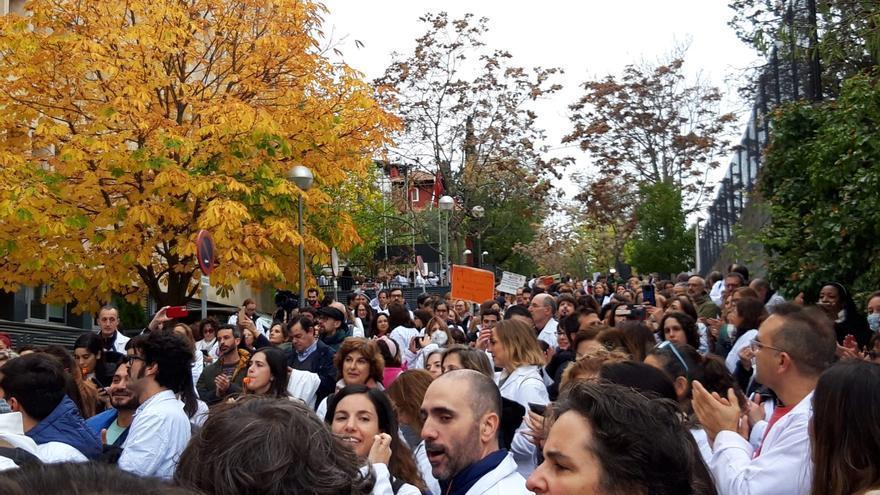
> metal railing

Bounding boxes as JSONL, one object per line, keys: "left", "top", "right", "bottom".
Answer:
{"left": 698, "top": 0, "right": 823, "bottom": 274}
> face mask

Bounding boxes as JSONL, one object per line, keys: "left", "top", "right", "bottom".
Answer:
{"left": 431, "top": 330, "right": 448, "bottom": 346}
{"left": 868, "top": 313, "right": 880, "bottom": 332}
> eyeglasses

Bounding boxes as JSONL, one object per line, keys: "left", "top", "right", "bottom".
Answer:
{"left": 655, "top": 341, "right": 689, "bottom": 376}
{"left": 749, "top": 338, "right": 785, "bottom": 354}
{"left": 121, "top": 355, "right": 145, "bottom": 365}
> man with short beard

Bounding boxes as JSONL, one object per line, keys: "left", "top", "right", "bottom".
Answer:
{"left": 420, "top": 370, "right": 529, "bottom": 495}
{"left": 86, "top": 361, "right": 141, "bottom": 450}
{"left": 118, "top": 331, "right": 192, "bottom": 480}
{"left": 196, "top": 325, "right": 249, "bottom": 405}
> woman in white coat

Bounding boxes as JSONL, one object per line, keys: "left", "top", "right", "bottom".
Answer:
{"left": 488, "top": 319, "right": 549, "bottom": 478}
{"left": 325, "top": 385, "right": 427, "bottom": 495}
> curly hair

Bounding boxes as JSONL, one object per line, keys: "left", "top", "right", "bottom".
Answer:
{"left": 334, "top": 338, "right": 385, "bottom": 385}
{"left": 176, "top": 396, "right": 373, "bottom": 495}
{"left": 658, "top": 312, "right": 700, "bottom": 350}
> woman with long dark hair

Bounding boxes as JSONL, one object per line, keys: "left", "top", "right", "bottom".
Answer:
{"left": 325, "top": 385, "right": 426, "bottom": 494}
{"left": 818, "top": 282, "right": 872, "bottom": 348}
{"left": 725, "top": 296, "right": 767, "bottom": 375}
{"left": 645, "top": 342, "right": 746, "bottom": 464}
{"left": 388, "top": 304, "right": 418, "bottom": 367}
{"left": 243, "top": 347, "right": 290, "bottom": 398}
{"left": 371, "top": 313, "right": 391, "bottom": 339}
{"left": 659, "top": 312, "right": 700, "bottom": 350}
{"left": 811, "top": 360, "right": 880, "bottom": 495}
{"left": 73, "top": 332, "right": 115, "bottom": 388}
{"left": 353, "top": 303, "right": 375, "bottom": 338}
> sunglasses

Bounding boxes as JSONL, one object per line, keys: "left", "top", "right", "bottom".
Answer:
{"left": 655, "top": 341, "right": 689, "bottom": 377}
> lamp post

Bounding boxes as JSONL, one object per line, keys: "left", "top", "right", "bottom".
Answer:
{"left": 471, "top": 205, "right": 484, "bottom": 268}
{"left": 481, "top": 251, "right": 488, "bottom": 266}
{"left": 438, "top": 195, "right": 454, "bottom": 284}
{"left": 694, "top": 217, "right": 703, "bottom": 276}
{"left": 288, "top": 165, "right": 314, "bottom": 308}
{"left": 463, "top": 249, "right": 472, "bottom": 265}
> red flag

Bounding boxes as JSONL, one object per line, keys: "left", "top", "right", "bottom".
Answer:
{"left": 431, "top": 170, "right": 444, "bottom": 207}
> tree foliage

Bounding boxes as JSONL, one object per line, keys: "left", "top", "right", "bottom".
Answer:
{"left": 625, "top": 181, "right": 693, "bottom": 276}
{"left": 0, "top": 0, "right": 395, "bottom": 311}
{"left": 565, "top": 56, "right": 736, "bottom": 213}
{"left": 374, "top": 12, "right": 567, "bottom": 269}
{"left": 758, "top": 73, "right": 880, "bottom": 299}
{"left": 728, "top": 0, "right": 879, "bottom": 94}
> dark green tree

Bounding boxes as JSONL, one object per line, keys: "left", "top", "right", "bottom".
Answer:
{"left": 626, "top": 181, "right": 693, "bottom": 276}
{"left": 759, "top": 73, "right": 880, "bottom": 300}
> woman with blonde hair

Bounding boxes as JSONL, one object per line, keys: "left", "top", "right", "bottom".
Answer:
{"left": 488, "top": 318, "right": 549, "bottom": 477}
{"left": 386, "top": 369, "right": 439, "bottom": 495}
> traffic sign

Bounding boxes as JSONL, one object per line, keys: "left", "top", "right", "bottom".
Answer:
{"left": 196, "top": 230, "right": 216, "bottom": 276}
{"left": 331, "top": 247, "right": 339, "bottom": 277}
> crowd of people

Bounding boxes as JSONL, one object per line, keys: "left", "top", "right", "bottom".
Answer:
{"left": 0, "top": 265, "right": 879, "bottom": 495}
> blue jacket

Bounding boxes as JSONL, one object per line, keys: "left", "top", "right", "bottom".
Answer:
{"left": 86, "top": 408, "right": 129, "bottom": 447}
{"left": 27, "top": 395, "right": 102, "bottom": 459}
{"left": 439, "top": 449, "right": 508, "bottom": 495}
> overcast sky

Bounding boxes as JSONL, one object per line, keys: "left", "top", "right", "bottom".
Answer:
{"left": 321, "top": 1, "right": 762, "bottom": 210}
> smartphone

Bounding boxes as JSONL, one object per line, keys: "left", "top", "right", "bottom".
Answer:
{"left": 642, "top": 283, "right": 656, "bottom": 307}
{"left": 166, "top": 306, "right": 189, "bottom": 318}
{"left": 528, "top": 402, "right": 547, "bottom": 416}
{"left": 201, "top": 349, "right": 210, "bottom": 356}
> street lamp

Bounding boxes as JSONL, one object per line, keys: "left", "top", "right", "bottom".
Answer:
{"left": 438, "top": 195, "right": 454, "bottom": 284}
{"left": 481, "top": 251, "right": 488, "bottom": 266}
{"left": 471, "top": 205, "right": 484, "bottom": 268}
{"left": 288, "top": 165, "right": 314, "bottom": 308}
{"left": 694, "top": 217, "right": 703, "bottom": 276}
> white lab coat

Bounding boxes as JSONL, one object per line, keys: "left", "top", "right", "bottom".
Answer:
{"left": 709, "top": 391, "right": 814, "bottom": 495}
{"left": 725, "top": 329, "right": 758, "bottom": 374}
{"left": 496, "top": 365, "right": 549, "bottom": 478}
{"left": 535, "top": 319, "right": 558, "bottom": 348}
{"left": 390, "top": 325, "right": 420, "bottom": 365}
{"left": 106, "top": 331, "right": 130, "bottom": 354}
{"left": 459, "top": 452, "right": 533, "bottom": 495}
{"left": 366, "top": 462, "right": 421, "bottom": 495}
{"left": 287, "top": 369, "right": 321, "bottom": 410}
{"left": 0, "top": 411, "right": 87, "bottom": 465}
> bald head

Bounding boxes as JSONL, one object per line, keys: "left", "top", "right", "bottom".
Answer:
{"left": 431, "top": 369, "right": 502, "bottom": 420}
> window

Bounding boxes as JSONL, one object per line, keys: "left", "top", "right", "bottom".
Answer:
{"left": 26, "top": 285, "right": 67, "bottom": 324}
{"left": 410, "top": 188, "right": 419, "bottom": 202}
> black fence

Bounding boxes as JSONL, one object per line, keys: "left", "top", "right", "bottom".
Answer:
{"left": 698, "top": 0, "right": 824, "bottom": 274}
{"left": 319, "top": 285, "right": 451, "bottom": 311}
{"left": 0, "top": 319, "right": 88, "bottom": 350}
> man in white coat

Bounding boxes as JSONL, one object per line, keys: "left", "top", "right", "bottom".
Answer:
{"left": 420, "top": 370, "right": 532, "bottom": 495}
{"left": 692, "top": 304, "right": 837, "bottom": 495}
{"left": 529, "top": 294, "right": 558, "bottom": 348}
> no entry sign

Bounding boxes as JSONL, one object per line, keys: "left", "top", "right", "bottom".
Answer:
{"left": 196, "top": 230, "right": 216, "bottom": 276}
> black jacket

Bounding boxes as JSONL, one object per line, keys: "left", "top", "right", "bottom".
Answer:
{"left": 288, "top": 340, "right": 337, "bottom": 406}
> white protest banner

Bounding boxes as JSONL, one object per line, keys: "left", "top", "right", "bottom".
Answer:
{"left": 496, "top": 271, "right": 527, "bottom": 295}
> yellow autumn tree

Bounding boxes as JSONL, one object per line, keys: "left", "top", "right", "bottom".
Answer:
{"left": 0, "top": 0, "right": 396, "bottom": 310}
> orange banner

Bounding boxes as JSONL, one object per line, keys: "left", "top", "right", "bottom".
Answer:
{"left": 451, "top": 265, "right": 495, "bottom": 303}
